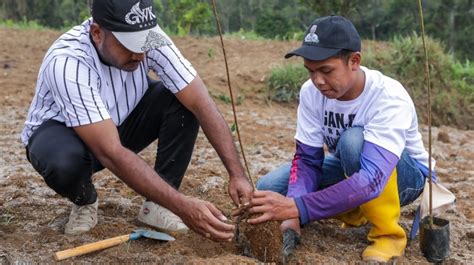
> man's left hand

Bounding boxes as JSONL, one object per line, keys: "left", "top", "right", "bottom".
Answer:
{"left": 247, "top": 190, "right": 299, "bottom": 224}
{"left": 228, "top": 175, "right": 253, "bottom": 206}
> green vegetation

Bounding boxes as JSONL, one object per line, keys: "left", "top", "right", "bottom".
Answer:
{"left": 207, "top": 48, "right": 214, "bottom": 59}
{"left": 0, "top": 0, "right": 90, "bottom": 29}
{"left": 0, "top": 19, "right": 46, "bottom": 30}
{"left": 1, "top": 207, "right": 15, "bottom": 225}
{"left": 452, "top": 61, "right": 474, "bottom": 96}
{"left": 267, "top": 35, "right": 474, "bottom": 129}
{"left": 1, "top": 0, "right": 473, "bottom": 61}
{"left": 230, "top": 123, "right": 237, "bottom": 133}
{"left": 209, "top": 91, "right": 245, "bottom": 105}
{"left": 227, "top": 29, "right": 266, "bottom": 41}
{"left": 267, "top": 64, "right": 307, "bottom": 102}
{"left": 156, "top": 0, "right": 214, "bottom": 36}
{"left": 364, "top": 34, "right": 473, "bottom": 129}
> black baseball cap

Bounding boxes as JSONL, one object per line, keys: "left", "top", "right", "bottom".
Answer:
{"left": 92, "top": 0, "right": 169, "bottom": 53}
{"left": 285, "top": 15, "right": 361, "bottom": 61}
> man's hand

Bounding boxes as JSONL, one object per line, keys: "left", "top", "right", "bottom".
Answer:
{"left": 228, "top": 175, "right": 253, "bottom": 206}
{"left": 178, "top": 197, "right": 235, "bottom": 242}
{"left": 247, "top": 190, "right": 299, "bottom": 224}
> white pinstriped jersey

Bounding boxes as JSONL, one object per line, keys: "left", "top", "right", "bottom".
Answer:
{"left": 21, "top": 18, "right": 196, "bottom": 146}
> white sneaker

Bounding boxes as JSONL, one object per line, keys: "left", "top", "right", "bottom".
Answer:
{"left": 64, "top": 200, "right": 98, "bottom": 235}
{"left": 138, "top": 201, "right": 188, "bottom": 234}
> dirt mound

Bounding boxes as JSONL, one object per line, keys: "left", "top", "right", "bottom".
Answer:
{"left": 1, "top": 28, "right": 473, "bottom": 264}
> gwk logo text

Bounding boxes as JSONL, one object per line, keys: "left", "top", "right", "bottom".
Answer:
{"left": 125, "top": 2, "right": 156, "bottom": 27}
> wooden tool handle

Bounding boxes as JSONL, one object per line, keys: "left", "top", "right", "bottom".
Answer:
{"left": 54, "top": 234, "right": 130, "bottom": 261}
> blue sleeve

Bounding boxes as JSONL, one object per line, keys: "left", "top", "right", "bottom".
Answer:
{"left": 294, "top": 141, "right": 399, "bottom": 225}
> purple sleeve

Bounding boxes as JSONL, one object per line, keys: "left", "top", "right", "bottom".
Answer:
{"left": 287, "top": 141, "right": 324, "bottom": 225}
{"left": 294, "top": 141, "right": 399, "bottom": 225}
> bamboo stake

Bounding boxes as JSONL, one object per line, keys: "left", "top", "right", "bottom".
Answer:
{"left": 210, "top": 0, "right": 255, "bottom": 189}
{"left": 417, "top": 0, "right": 434, "bottom": 227}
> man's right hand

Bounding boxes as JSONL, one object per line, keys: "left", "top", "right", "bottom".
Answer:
{"left": 178, "top": 197, "right": 235, "bottom": 242}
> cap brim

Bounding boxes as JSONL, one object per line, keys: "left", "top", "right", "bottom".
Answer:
{"left": 285, "top": 45, "right": 341, "bottom": 61}
{"left": 112, "top": 25, "right": 164, "bottom": 54}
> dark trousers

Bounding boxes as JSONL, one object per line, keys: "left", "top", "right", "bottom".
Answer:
{"left": 26, "top": 80, "right": 199, "bottom": 206}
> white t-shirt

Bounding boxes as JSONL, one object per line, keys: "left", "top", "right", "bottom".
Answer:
{"left": 295, "top": 66, "right": 431, "bottom": 168}
{"left": 21, "top": 18, "right": 196, "bottom": 146}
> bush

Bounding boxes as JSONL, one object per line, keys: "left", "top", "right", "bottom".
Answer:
{"left": 266, "top": 63, "right": 308, "bottom": 102}
{"left": 452, "top": 61, "right": 474, "bottom": 96}
{"left": 227, "top": 29, "right": 266, "bottom": 40}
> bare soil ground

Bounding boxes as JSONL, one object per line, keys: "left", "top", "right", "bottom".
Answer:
{"left": 1, "top": 28, "right": 473, "bottom": 264}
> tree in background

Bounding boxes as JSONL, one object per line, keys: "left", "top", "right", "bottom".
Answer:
{"left": 155, "top": 0, "right": 214, "bottom": 35}
{"left": 1, "top": 0, "right": 89, "bottom": 28}
{"left": 58, "top": 0, "right": 90, "bottom": 27}
{"left": 1, "top": 0, "right": 27, "bottom": 21}
{"left": 0, "top": 0, "right": 472, "bottom": 60}
{"left": 253, "top": 0, "right": 304, "bottom": 40}
{"left": 297, "top": 0, "right": 360, "bottom": 17}
{"left": 423, "top": 0, "right": 474, "bottom": 61}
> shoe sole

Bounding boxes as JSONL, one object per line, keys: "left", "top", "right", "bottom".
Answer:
{"left": 136, "top": 219, "right": 189, "bottom": 236}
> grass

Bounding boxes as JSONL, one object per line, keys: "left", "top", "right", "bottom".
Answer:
{"left": 266, "top": 63, "right": 307, "bottom": 102}
{"left": 452, "top": 60, "right": 474, "bottom": 96}
{"left": 0, "top": 19, "right": 47, "bottom": 30}
{"left": 0, "top": 207, "right": 15, "bottom": 225}
{"left": 226, "top": 29, "right": 304, "bottom": 42}
{"left": 209, "top": 91, "right": 245, "bottom": 105}
{"left": 226, "top": 29, "right": 267, "bottom": 41}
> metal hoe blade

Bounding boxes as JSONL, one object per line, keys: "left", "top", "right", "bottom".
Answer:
{"left": 131, "top": 229, "right": 175, "bottom": 241}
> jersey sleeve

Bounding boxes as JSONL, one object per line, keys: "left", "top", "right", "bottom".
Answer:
{"left": 146, "top": 28, "right": 197, "bottom": 93}
{"left": 44, "top": 56, "right": 110, "bottom": 127}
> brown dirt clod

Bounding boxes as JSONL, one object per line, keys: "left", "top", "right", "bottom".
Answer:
{"left": 237, "top": 213, "right": 282, "bottom": 263}
{"left": 438, "top": 130, "right": 451, "bottom": 143}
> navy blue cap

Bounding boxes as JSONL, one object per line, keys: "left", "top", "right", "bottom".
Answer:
{"left": 92, "top": 0, "right": 157, "bottom": 32}
{"left": 285, "top": 16, "right": 361, "bottom": 61}
{"left": 91, "top": 0, "right": 171, "bottom": 53}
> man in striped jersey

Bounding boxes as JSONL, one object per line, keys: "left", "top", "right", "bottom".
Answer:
{"left": 21, "top": 0, "right": 253, "bottom": 241}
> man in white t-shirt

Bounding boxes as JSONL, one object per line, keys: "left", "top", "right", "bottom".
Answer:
{"left": 245, "top": 16, "right": 431, "bottom": 262}
{"left": 21, "top": 0, "right": 253, "bottom": 241}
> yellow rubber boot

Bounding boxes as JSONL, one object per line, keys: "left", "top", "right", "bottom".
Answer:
{"left": 360, "top": 169, "right": 407, "bottom": 262}
{"left": 336, "top": 207, "right": 368, "bottom": 228}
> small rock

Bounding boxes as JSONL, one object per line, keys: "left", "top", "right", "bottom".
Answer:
{"left": 198, "top": 176, "right": 224, "bottom": 193}
{"left": 0, "top": 253, "right": 9, "bottom": 264}
{"left": 466, "top": 231, "right": 474, "bottom": 239}
{"left": 438, "top": 130, "right": 450, "bottom": 143}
